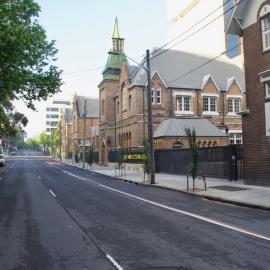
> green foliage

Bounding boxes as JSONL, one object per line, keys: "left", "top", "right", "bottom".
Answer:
{"left": 117, "top": 147, "right": 124, "bottom": 167}
{"left": 143, "top": 137, "right": 151, "bottom": 176}
{"left": 0, "top": 0, "right": 62, "bottom": 136}
{"left": 185, "top": 127, "right": 199, "bottom": 185}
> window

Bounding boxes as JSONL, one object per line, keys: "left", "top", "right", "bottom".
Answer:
{"left": 117, "top": 101, "right": 120, "bottom": 114}
{"left": 50, "top": 108, "right": 59, "bottom": 112}
{"left": 176, "top": 96, "right": 191, "bottom": 111}
{"left": 203, "top": 96, "right": 216, "bottom": 112}
{"left": 101, "top": 100, "right": 105, "bottom": 115}
{"left": 113, "top": 39, "right": 117, "bottom": 51}
{"left": 265, "top": 81, "right": 270, "bottom": 98}
{"left": 50, "top": 121, "right": 58, "bottom": 127}
{"left": 229, "top": 133, "right": 242, "bottom": 144}
{"left": 151, "top": 86, "right": 161, "bottom": 104}
{"left": 228, "top": 98, "right": 240, "bottom": 113}
{"left": 261, "top": 13, "right": 270, "bottom": 51}
{"left": 129, "top": 95, "right": 132, "bottom": 109}
{"left": 50, "top": 114, "right": 58, "bottom": 119}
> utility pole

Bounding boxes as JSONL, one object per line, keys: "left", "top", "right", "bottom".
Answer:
{"left": 82, "top": 99, "right": 87, "bottom": 168}
{"left": 146, "top": 49, "right": 155, "bottom": 184}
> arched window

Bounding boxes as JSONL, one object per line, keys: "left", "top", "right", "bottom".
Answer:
{"left": 208, "top": 141, "right": 212, "bottom": 148}
{"left": 197, "top": 141, "right": 201, "bottom": 148}
{"left": 203, "top": 141, "right": 207, "bottom": 148}
{"left": 213, "top": 141, "right": 217, "bottom": 147}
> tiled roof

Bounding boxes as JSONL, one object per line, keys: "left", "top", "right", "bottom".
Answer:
{"left": 154, "top": 118, "right": 227, "bottom": 138}
{"left": 130, "top": 49, "right": 245, "bottom": 91}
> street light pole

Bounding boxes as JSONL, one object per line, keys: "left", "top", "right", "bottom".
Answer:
{"left": 146, "top": 49, "right": 155, "bottom": 184}
{"left": 82, "top": 99, "right": 87, "bottom": 169}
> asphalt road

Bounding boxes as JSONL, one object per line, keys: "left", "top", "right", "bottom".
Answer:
{"left": 0, "top": 150, "right": 270, "bottom": 270}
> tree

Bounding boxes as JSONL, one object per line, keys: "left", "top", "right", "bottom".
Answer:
{"left": 185, "top": 127, "right": 199, "bottom": 191}
{"left": 49, "top": 127, "right": 60, "bottom": 157}
{"left": 39, "top": 132, "right": 50, "bottom": 153}
{"left": 0, "top": 0, "right": 62, "bottom": 136}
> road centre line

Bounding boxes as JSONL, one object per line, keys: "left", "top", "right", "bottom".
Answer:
{"left": 51, "top": 165, "right": 270, "bottom": 242}
{"left": 106, "top": 254, "right": 124, "bottom": 270}
{"left": 49, "top": 189, "right": 56, "bottom": 198}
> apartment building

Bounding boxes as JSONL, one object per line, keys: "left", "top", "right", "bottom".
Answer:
{"left": 227, "top": 0, "right": 270, "bottom": 186}
{"left": 166, "top": 0, "right": 243, "bottom": 67}
{"left": 44, "top": 99, "right": 71, "bottom": 136}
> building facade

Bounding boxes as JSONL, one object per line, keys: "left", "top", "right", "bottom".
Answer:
{"left": 227, "top": 0, "right": 270, "bottom": 186}
{"left": 60, "top": 108, "right": 73, "bottom": 159}
{"left": 99, "top": 18, "right": 246, "bottom": 164}
{"left": 44, "top": 99, "right": 71, "bottom": 136}
{"left": 166, "top": 0, "right": 243, "bottom": 67}
{"left": 71, "top": 95, "right": 99, "bottom": 157}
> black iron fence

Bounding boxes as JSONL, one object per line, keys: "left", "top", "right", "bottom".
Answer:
{"left": 107, "top": 145, "right": 243, "bottom": 180}
{"left": 155, "top": 145, "right": 243, "bottom": 180}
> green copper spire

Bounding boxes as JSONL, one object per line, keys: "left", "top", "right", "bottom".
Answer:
{"left": 102, "top": 17, "right": 127, "bottom": 81}
{"left": 112, "top": 17, "right": 123, "bottom": 39}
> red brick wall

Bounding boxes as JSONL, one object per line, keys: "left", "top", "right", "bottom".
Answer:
{"left": 242, "top": 1, "right": 270, "bottom": 185}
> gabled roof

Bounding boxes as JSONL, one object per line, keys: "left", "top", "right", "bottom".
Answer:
{"left": 201, "top": 74, "right": 220, "bottom": 91}
{"left": 226, "top": 77, "right": 244, "bottom": 92}
{"left": 76, "top": 96, "right": 99, "bottom": 118}
{"left": 130, "top": 49, "right": 245, "bottom": 91}
{"left": 154, "top": 118, "right": 227, "bottom": 138}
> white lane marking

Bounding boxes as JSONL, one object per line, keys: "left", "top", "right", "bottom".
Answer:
{"left": 106, "top": 254, "right": 123, "bottom": 270}
{"left": 51, "top": 165, "right": 270, "bottom": 242}
{"left": 0, "top": 177, "right": 2, "bottom": 181}
{"left": 99, "top": 185, "right": 270, "bottom": 242}
{"left": 6, "top": 170, "right": 8, "bottom": 173}
{"left": 49, "top": 189, "right": 56, "bottom": 198}
{"left": 38, "top": 176, "right": 42, "bottom": 180}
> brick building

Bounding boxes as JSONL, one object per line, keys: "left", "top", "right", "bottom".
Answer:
{"left": 227, "top": 0, "right": 270, "bottom": 186}
{"left": 99, "top": 18, "right": 246, "bottom": 164}
{"left": 72, "top": 95, "right": 99, "bottom": 157}
{"left": 60, "top": 108, "right": 73, "bottom": 159}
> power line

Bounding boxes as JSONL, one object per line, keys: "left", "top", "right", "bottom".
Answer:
{"left": 129, "top": 0, "right": 242, "bottom": 80}
{"left": 151, "top": 0, "right": 233, "bottom": 56}
{"left": 167, "top": 42, "right": 242, "bottom": 85}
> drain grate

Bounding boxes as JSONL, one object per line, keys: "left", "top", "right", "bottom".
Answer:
{"left": 209, "top": 185, "right": 250, "bottom": 191}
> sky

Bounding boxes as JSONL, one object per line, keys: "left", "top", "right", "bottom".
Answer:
{"left": 15, "top": 0, "right": 168, "bottom": 138}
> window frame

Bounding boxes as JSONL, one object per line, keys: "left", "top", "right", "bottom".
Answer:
{"left": 261, "top": 13, "right": 270, "bottom": 52}
{"left": 203, "top": 96, "right": 217, "bottom": 112}
{"left": 176, "top": 95, "right": 192, "bottom": 112}
{"left": 265, "top": 81, "right": 270, "bottom": 98}
{"left": 229, "top": 133, "right": 243, "bottom": 145}
{"left": 151, "top": 86, "right": 162, "bottom": 105}
{"left": 228, "top": 97, "right": 241, "bottom": 113}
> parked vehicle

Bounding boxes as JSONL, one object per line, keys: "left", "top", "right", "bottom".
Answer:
{"left": 0, "top": 154, "right": 6, "bottom": 167}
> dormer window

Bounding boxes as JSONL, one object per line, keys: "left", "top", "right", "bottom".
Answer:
{"left": 261, "top": 9, "right": 270, "bottom": 51}
{"left": 151, "top": 86, "right": 161, "bottom": 105}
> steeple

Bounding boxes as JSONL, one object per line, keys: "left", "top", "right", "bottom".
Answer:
{"left": 112, "top": 17, "right": 124, "bottom": 53}
{"left": 101, "top": 17, "right": 127, "bottom": 81}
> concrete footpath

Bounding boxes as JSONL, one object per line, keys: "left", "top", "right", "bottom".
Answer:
{"left": 61, "top": 160, "right": 270, "bottom": 210}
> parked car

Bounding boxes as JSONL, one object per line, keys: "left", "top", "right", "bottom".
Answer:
{"left": 10, "top": 150, "right": 17, "bottom": 156}
{"left": 0, "top": 154, "right": 6, "bottom": 167}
